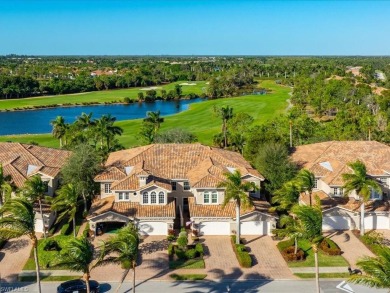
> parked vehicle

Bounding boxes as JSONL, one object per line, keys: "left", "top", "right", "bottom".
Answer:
{"left": 57, "top": 279, "right": 100, "bottom": 293}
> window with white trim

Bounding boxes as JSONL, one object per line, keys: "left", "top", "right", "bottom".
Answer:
{"left": 211, "top": 191, "right": 218, "bottom": 203}
{"left": 151, "top": 192, "right": 157, "bottom": 204}
{"left": 171, "top": 182, "right": 177, "bottom": 190}
{"left": 184, "top": 181, "right": 190, "bottom": 191}
{"left": 204, "top": 191, "right": 210, "bottom": 204}
{"left": 158, "top": 192, "right": 165, "bottom": 204}
{"left": 314, "top": 178, "right": 318, "bottom": 189}
{"left": 118, "top": 192, "right": 130, "bottom": 201}
{"left": 104, "top": 183, "right": 111, "bottom": 194}
{"left": 143, "top": 192, "right": 149, "bottom": 204}
{"left": 333, "top": 188, "right": 343, "bottom": 196}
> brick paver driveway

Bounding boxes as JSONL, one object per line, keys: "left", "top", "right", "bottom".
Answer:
{"left": 0, "top": 236, "right": 32, "bottom": 282}
{"left": 92, "top": 235, "right": 170, "bottom": 282}
{"left": 202, "top": 235, "right": 293, "bottom": 280}
{"left": 326, "top": 231, "right": 374, "bottom": 267}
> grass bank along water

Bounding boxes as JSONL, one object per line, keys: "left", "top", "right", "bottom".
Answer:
{"left": 0, "top": 80, "right": 290, "bottom": 148}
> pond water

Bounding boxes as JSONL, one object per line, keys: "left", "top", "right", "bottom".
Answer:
{"left": 0, "top": 98, "right": 203, "bottom": 135}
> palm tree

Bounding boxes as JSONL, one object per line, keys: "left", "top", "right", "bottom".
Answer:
{"left": 97, "top": 224, "right": 140, "bottom": 293}
{"left": 0, "top": 164, "right": 12, "bottom": 208}
{"left": 51, "top": 184, "right": 82, "bottom": 238}
{"left": 94, "top": 114, "right": 123, "bottom": 150}
{"left": 349, "top": 245, "right": 390, "bottom": 290}
{"left": 22, "top": 175, "right": 48, "bottom": 239}
{"left": 292, "top": 204, "right": 323, "bottom": 293}
{"left": 51, "top": 116, "right": 67, "bottom": 147}
{"left": 0, "top": 198, "right": 42, "bottom": 293}
{"left": 271, "top": 180, "right": 300, "bottom": 213}
{"left": 143, "top": 111, "right": 164, "bottom": 134}
{"left": 342, "top": 160, "right": 381, "bottom": 236}
{"left": 50, "top": 237, "right": 94, "bottom": 293}
{"left": 76, "top": 112, "right": 95, "bottom": 130}
{"left": 217, "top": 170, "right": 256, "bottom": 244}
{"left": 219, "top": 106, "right": 233, "bottom": 148}
{"left": 296, "top": 169, "right": 316, "bottom": 206}
{"left": 273, "top": 215, "right": 303, "bottom": 255}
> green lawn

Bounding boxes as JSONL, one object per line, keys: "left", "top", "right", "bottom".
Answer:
{"left": 284, "top": 240, "right": 349, "bottom": 268}
{"left": 0, "top": 81, "right": 207, "bottom": 110}
{"left": 0, "top": 80, "right": 290, "bottom": 148}
{"left": 169, "top": 259, "right": 206, "bottom": 269}
{"left": 23, "top": 235, "right": 72, "bottom": 270}
{"left": 170, "top": 273, "right": 207, "bottom": 281}
{"left": 294, "top": 273, "right": 351, "bottom": 279}
{"left": 19, "top": 275, "right": 80, "bottom": 282}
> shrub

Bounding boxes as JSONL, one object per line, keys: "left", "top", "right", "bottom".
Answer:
{"left": 83, "top": 223, "right": 90, "bottom": 238}
{"left": 230, "top": 236, "right": 252, "bottom": 268}
{"left": 43, "top": 239, "right": 61, "bottom": 252}
{"left": 195, "top": 243, "right": 204, "bottom": 256}
{"left": 281, "top": 246, "right": 305, "bottom": 261}
{"left": 236, "top": 244, "right": 246, "bottom": 252}
{"left": 175, "top": 248, "right": 186, "bottom": 260}
{"left": 168, "top": 229, "right": 176, "bottom": 236}
{"left": 167, "top": 235, "right": 176, "bottom": 242}
{"left": 277, "top": 238, "right": 295, "bottom": 251}
{"left": 320, "top": 238, "right": 342, "bottom": 256}
{"left": 177, "top": 236, "right": 188, "bottom": 250}
{"left": 123, "top": 97, "right": 131, "bottom": 104}
{"left": 185, "top": 249, "right": 198, "bottom": 259}
{"left": 168, "top": 243, "right": 174, "bottom": 256}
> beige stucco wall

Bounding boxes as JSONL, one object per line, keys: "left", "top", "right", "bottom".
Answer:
{"left": 193, "top": 189, "right": 225, "bottom": 205}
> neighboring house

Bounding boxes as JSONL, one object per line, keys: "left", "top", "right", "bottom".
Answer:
{"left": 291, "top": 141, "right": 390, "bottom": 231}
{"left": 0, "top": 142, "right": 71, "bottom": 233}
{"left": 90, "top": 143, "right": 276, "bottom": 236}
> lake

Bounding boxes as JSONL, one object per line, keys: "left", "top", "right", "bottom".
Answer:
{"left": 0, "top": 98, "right": 203, "bottom": 135}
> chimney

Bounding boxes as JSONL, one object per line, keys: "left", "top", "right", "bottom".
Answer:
{"left": 138, "top": 175, "right": 148, "bottom": 187}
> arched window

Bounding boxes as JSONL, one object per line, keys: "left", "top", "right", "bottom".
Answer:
{"left": 204, "top": 191, "right": 210, "bottom": 204}
{"left": 142, "top": 192, "right": 148, "bottom": 204}
{"left": 151, "top": 192, "right": 157, "bottom": 204}
{"left": 158, "top": 192, "right": 165, "bottom": 204}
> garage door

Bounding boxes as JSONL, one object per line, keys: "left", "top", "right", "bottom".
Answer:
{"left": 200, "top": 221, "right": 230, "bottom": 235}
{"left": 138, "top": 222, "right": 167, "bottom": 235}
{"left": 241, "top": 221, "right": 269, "bottom": 235}
{"left": 364, "top": 215, "right": 390, "bottom": 230}
{"left": 322, "top": 216, "right": 350, "bottom": 231}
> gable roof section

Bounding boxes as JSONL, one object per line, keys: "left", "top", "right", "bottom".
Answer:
{"left": 291, "top": 141, "right": 390, "bottom": 186}
{"left": 96, "top": 144, "right": 263, "bottom": 189}
{"left": 0, "top": 142, "right": 71, "bottom": 188}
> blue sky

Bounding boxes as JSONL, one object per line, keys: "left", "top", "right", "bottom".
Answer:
{"left": 0, "top": 0, "right": 389, "bottom": 55}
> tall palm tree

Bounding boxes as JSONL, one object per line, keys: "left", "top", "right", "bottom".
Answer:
{"left": 273, "top": 215, "right": 303, "bottom": 255}
{"left": 51, "top": 184, "right": 82, "bottom": 238}
{"left": 0, "top": 164, "right": 12, "bottom": 208}
{"left": 0, "top": 198, "right": 42, "bottom": 293}
{"left": 94, "top": 114, "right": 123, "bottom": 150}
{"left": 218, "top": 170, "right": 256, "bottom": 244}
{"left": 51, "top": 116, "right": 67, "bottom": 148}
{"left": 22, "top": 175, "right": 48, "bottom": 239}
{"left": 97, "top": 224, "right": 140, "bottom": 293}
{"left": 143, "top": 111, "right": 164, "bottom": 134}
{"left": 342, "top": 160, "right": 381, "bottom": 236}
{"left": 349, "top": 245, "right": 390, "bottom": 290}
{"left": 219, "top": 106, "right": 233, "bottom": 148}
{"left": 292, "top": 204, "right": 323, "bottom": 293}
{"left": 271, "top": 180, "right": 300, "bottom": 213}
{"left": 50, "top": 237, "right": 94, "bottom": 293}
{"left": 296, "top": 169, "right": 316, "bottom": 207}
{"left": 76, "top": 112, "right": 95, "bottom": 130}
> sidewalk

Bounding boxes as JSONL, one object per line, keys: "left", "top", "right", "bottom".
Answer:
{"left": 290, "top": 267, "right": 348, "bottom": 274}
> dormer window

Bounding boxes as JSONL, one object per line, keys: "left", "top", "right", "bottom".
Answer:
{"left": 104, "top": 183, "right": 111, "bottom": 194}
{"left": 184, "top": 181, "right": 190, "bottom": 191}
{"left": 204, "top": 191, "right": 218, "bottom": 204}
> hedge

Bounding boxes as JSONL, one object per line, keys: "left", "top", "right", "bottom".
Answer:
{"left": 195, "top": 243, "right": 204, "bottom": 256}
{"left": 230, "top": 235, "right": 252, "bottom": 268}
{"left": 320, "top": 238, "right": 342, "bottom": 256}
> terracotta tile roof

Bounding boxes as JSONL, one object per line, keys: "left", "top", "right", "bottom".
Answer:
{"left": 95, "top": 166, "right": 126, "bottom": 181}
{"left": 112, "top": 198, "right": 175, "bottom": 218}
{"left": 111, "top": 175, "right": 139, "bottom": 191}
{"left": 0, "top": 143, "right": 71, "bottom": 188}
{"left": 188, "top": 197, "right": 272, "bottom": 218}
{"left": 87, "top": 196, "right": 115, "bottom": 219}
{"left": 97, "top": 144, "right": 263, "bottom": 190}
{"left": 140, "top": 179, "right": 172, "bottom": 191}
{"left": 291, "top": 141, "right": 390, "bottom": 186}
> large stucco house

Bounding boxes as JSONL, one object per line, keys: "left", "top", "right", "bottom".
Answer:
{"left": 89, "top": 143, "right": 276, "bottom": 236}
{"left": 291, "top": 141, "right": 390, "bottom": 231}
{"left": 0, "top": 142, "right": 71, "bottom": 233}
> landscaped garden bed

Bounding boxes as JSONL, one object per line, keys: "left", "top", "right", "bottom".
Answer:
{"left": 170, "top": 273, "right": 207, "bottom": 281}
{"left": 168, "top": 229, "right": 205, "bottom": 269}
{"left": 352, "top": 230, "right": 384, "bottom": 255}
{"left": 230, "top": 235, "right": 252, "bottom": 268}
{"left": 277, "top": 238, "right": 348, "bottom": 268}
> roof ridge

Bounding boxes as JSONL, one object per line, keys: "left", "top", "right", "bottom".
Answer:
{"left": 20, "top": 143, "right": 46, "bottom": 166}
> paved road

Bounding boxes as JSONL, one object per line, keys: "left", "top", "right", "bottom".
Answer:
{"left": 0, "top": 280, "right": 387, "bottom": 293}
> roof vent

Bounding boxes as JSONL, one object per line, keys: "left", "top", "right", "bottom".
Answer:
{"left": 124, "top": 166, "right": 133, "bottom": 175}
{"left": 319, "top": 161, "right": 333, "bottom": 172}
{"left": 27, "top": 164, "right": 39, "bottom": 176}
